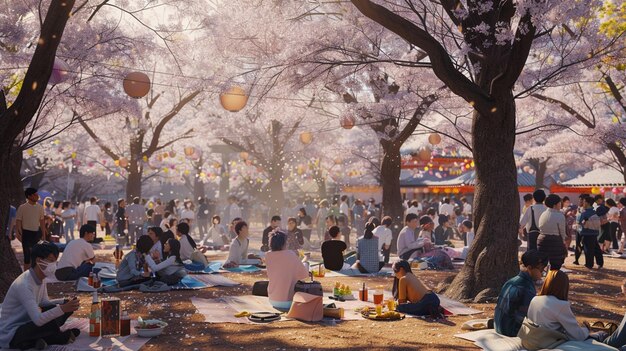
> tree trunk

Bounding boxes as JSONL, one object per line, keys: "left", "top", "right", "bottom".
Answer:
{"left": 380, "top": 145, "right": 404, "bottom": 253}
{"left": 446, "top": 94, "right": 520, "bottom": 301}
{"left": 9, "top": 145, "right": 25, "bottom": 206}
{"left": 607, "top": 143, "right": 626, "bottom": 183}
{"left": 194, "top": 175, "right": 206, "bottom": 202}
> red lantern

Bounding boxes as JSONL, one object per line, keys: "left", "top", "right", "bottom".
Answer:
{"left": 123, "top": 72, "right": 151, "bottom": 98}
{"left": 340, "top": 115, "right": 356, "bottom": 129}
{"left": 428, "top": 133, "right": 441, "bottom": 145}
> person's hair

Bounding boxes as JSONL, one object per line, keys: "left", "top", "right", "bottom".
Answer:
{"left": 454, "top": 207, "right": 462, "bottom": 216}
{"left": 443, "top": 197, "right": 450, "bottom": 204}
{"left": 367, "top": 216, "right": 380, "bottom": 228}
{"left": 326, "top": 215, "right": 337, "bottom": 224}
{"left": 136, "top": 235, "right": 154, "bottom": 254}
{"left": 523, "top": 193, "right": 533, "bottom": 202}
{"left": 538, "top": 269, "right": 569, "bottom": 301}
{"left": 25, "top": 187, "right": 38, "bottom": 197}
{"left": 31, "top": 241, "right": 60, "bottom": 261}
{"left": 329, "top": 225, "right": 340, "bottom": 238}
{"left": 381, "top": 216, "right": 393, "bottom": 227}
{"left": 177, "top": 222, "right": 190, "bottom": 235}
{"left": 520, "top": 249, "right": 548, "bottom": 269}
{"left": 426, "top": 208, "right": 436, "bottom": 216}
{"left": 578, "top": 193, "right": 589, "bottom": 200}
{"left": 62, "top": 201, "right": 70, "bottom": 209}
{"left": 544, "top": 194, "right": 562, "bottom": 208}
{"left": 79, "top": 224, "right": 96, "bottom": 238}
{"left": 168, "top": 217, "right": 178, "bottom": 228}
{"left": 166, "top": 238, "right": 183, "bottom": 264}
{"left": 163, "top": 210, "right": 171, "bottom": 218}
{"left": 405, "top": 213, "right": 419, "bottom": 223}
{"left": 148, "top": 226, "right": 163, "bottom": 238}
{"left": 460, "top": 196, "right": 467, "bottom": 203}
{"left": 269, "top": 231, "right": 287, "bottom": 251}
{"left": 364, "top": 221, "right": 376, "bottom": 239}
{"left": 419, "top": 215, "right": 434, "bottom": 226}
{"left": 298, "top": 207, "right": 307, "bottom": 216}
{"left": 583, "top": 196, "right": 595, "bottom": 206}
{"left": 532, "top": 190, "right": 546, "bottom": 203}
{"left": 319, "top": 199, "right": 328, "bottom": 207}
{"left": 104, "top": 202, "right": 111, "bottom": 209}
{"left": 90, "top": 197, "right": 97, "bottom": 203}
{"left": 461, "top": 220, "right": 473, "bottom": 230}
{"left": 340, "top": 195, "right": 348, "bottom": 202}
{"left": 131, "top": 197, "right": 139, "bottom": 204}
{"left": 391, "top": 260, "right": 413, "bottom": 299}
{"left": 287, "top": 217, "right": 297, "bottom": 225}
{"left": 605, "top": 198, "right": 617, "bottom": 207}
{"left": 159, "top": 230, "right": 175, "bottom": 253}
{"left": 235, "top": 221, "right": 247, "bottom": 235}
{"left": 212, "top": 215, "right": 221, "bottom": 223}
{"left": 410, "top": 200, "right": 418, "bottom": 207}
{"left": 231, "top": 217, "right": 242, "bottom": 224}
{"left": 438, "top": 214, "right": 449, "bottom": 226}
{"left": 198, "top": 198, "right": 205, "bottom": 205}
{"left": 594, "top": 194, "right": 604, "bottom": 202}
{"left": 337, "top": 215, "right": 347, "bottom": 225}
{"left": 117, "top": 198, "right": 125, "bottom": 206}
{"left": 271, "top": 215, "right": 281, "bottom": 222}
{"left": 620, "top": 198, "right": 626, "bottom": 207}
{"left": 562, "top": 196, "right": 570, "bottom": 203}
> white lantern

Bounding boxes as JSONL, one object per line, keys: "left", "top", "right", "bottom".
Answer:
{"left": 123, "top": 72, "right": 151, "bottom": 98}
{"left": 220, "top": 86, "right": 248, "bottom": 112}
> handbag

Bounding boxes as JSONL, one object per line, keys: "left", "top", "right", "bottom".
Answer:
{"left": 294, "top": 274, "right": 323, "bottom": 297}
{"left": 287, "top": 292, "right": 323, "bottom": 322}
{"left": 517, "top": 317, "right": 568, "bottom": 350}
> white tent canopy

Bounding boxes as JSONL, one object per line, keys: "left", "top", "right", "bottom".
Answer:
{"left": 561, "top": 168, "right": 625, "bottom": 187}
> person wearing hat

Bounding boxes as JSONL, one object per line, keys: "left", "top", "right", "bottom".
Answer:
{"left": 519, "top": 189, "right": 548, "bottom": 252}
{"left": 15, "top": 188, "right": 47, "bottom": 271}
{"left": 54, "top": 225, "right": 96, "bottom": 281}
{"left": 537, "top": 194, "right": 568, "bottom": 270}
{"left": 494, "top": 250, "right": 548, "bottom": 337}
{"left": 397, "top": 214, "right": 433, "bottom": 260}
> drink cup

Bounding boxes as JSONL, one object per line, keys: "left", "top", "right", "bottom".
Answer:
{"left": 373, "top": 291, "right": 383, "bottom": 305}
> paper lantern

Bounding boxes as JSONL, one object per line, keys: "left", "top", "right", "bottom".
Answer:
{"left": 334, "top": 157, "right": 342, "bottom": 165}
{"left": 599, "top": 187, "right": 606, "bottom": 194}
{"left": 418, "top": 147, "right": 432, "bottom": 161}
{"left": 591, "top": 186, "right": 600, "bottom": 195}
{"left": 340, "top": 115, "right": 356, "bottom": 129}
{"left": 123, "top": 72, "right": 151, "bottom": 98}
{"left": 239, "top": 152, "right": 249, "bottom": 160}
{"left": 611, "top": 187, "right": 618, "bottom": 194}
{"left": 523, "top": 165, "right": 531, "bottom": 173}
{"left": 49, "top": 58, "right": 70, "bottom": 84}
{"left": 118, "top": 157, "right": 129, "bottom": 168}
{"left": 300, "top": 131, "right": 313, "bottom": 145}
{"left": 428, "top": 133, "right": 442, "bottom": 145}
{"left": 559, "top": 172, "right": 567, "bottom": 181}
{"left": 184, "top": 147, "right": 195, "bottom": 156}
{"left": 219, "top": 86, "right": 248, "bottom": 112}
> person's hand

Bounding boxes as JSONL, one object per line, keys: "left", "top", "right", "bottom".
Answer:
{"left": 60, "top": 297, "right": 80, "bottom": 313}
{"left": 142, "top": 271, "right": 151, "bottom": 278}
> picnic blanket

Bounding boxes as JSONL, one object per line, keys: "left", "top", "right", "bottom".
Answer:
{"left": 77, "top": 275, "right": 218, "bottom": 292}
{"left": 323, "top": 266, "right": 394, "bottom": 277}
{"left": 455, "top": 329, "right": 618, "bottom": 351}
{"left": 186, "top": 261, "right": 262, "bottom": 274}
{"left": 2, "top": 318, "right": 150, "bottom": 351}
{"left": 191, "top": 295, "right": 285, "bottom": 324}
{"left": 438, "top": 295, "right": 483, "bottom": 316}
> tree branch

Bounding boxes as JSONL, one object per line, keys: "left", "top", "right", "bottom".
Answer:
{"left": 77, "top": 115, "right": 120, "bottom": 161}
{"left": 530, "top": 93, "right": 595, "bottom": 128}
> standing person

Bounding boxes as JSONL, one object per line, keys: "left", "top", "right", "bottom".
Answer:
{"left": 366, "top": 198, "right": 380, "bottom": 219}
{"left": 102, "top": 202, "right": 113, "bottom": 237}
{"left": 439, "top": 197, "right": 454, "bottom": 216}
{"left": 323, "top": 215, "right": 337, "bottom": 242}
{"left": 494, "top": 250, "right": 548, "bottom": 337}
{"left": 397, "top": 213, "right": 429, "bottom": 260}
{"left": 54, "top": 225, "right": 96, "bottom": 281}
{"left": 115, "top": 199, "right": 128, "bottom": 247}
{"left": 82, "top": 197, "right": 101, "bottom": 238}
{"left": 261, "top": 215, "right": 281, "bottom": 252}
{"left": 537, "top": 194, "right": 568, "bottom": 270}
{"left": 197, "top": 198, "right": 210, "bottom": 237}
{"left": 0, "top": 241, "right": 81, "bottom": 350}
{"left": 16, "top": 188, "right": 47, "bottom": 271}
{"left": 561, "top": 197, "right": 576, "bottom": 251}
{"left": 153, "top": 199, "right": 164, "bottom": 229}
{"left": 461, "top": 196, "right": 472, "bottom": 221}
{"left": 597, "top": 205, "right": 612, "bottom": 254}
{"left": 60, "top": 201, "right": 76, "bottom": 242}
{"left": 337, "top": 215, "right": 352, "bottom": 249}
{"left": 76, "top": 200, "right": 85, "bottom": 229}
{"left": 297, "top": 208, "right": 313, "bottom": 243}
{"left": 126, "top": 197, "right": 146, "bottom": 246}
{"left": 373, "top": 216, "right": 393, "bottom": 265}
{"left": 351, "top": 199, "right": 366, "bottom": 238}
{"left": 339, "top": 195, "right": 350, "bottom": 223}
{"left": 391, "top": 260, "right": 440, "bottom": 316}
{"left": 314, "top": 199, "right": 329, "bottom": 242}
{"left": 606, "top": 198, "right": 620, "bottom": 251}
{"left": 573, "top": 194, "right": 589, "bottom": 265}
{"left": 519, "top": 190, "right": 548, "bottom": 252}
{"left": 165, "top": 200, "right": 177, "bottom": 219}
{"left": 579, "top": 196, "right": 604, "bottom": 269}
{"left": 405, "top": 200, "right": 422, "bottom": 217}
{"left": 286, "top": 217, "right": 304, "bottom": 252}
{"left": 179, "top": 200, "right": 195, "bottom": 228}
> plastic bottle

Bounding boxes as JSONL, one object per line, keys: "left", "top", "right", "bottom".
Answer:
{"left": 89, "top": 291, "right": 101, "bottom": 337}
{"left": 120, "top": 310, "right": 131, "bottom": 336}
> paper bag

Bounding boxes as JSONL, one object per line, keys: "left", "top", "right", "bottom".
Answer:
{"left": 287, "top": 292, "right": 323, "bottom": 322}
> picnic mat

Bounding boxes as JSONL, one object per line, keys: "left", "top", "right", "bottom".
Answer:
{"left": 455, "top": 329, "right": 618, "bottom": 351}
{"left": 438, "top": 295, "right": 483, "bottom": 316}
{"left": 186, "top": 262, "right": 262, "bottom": 274}
{"left": 3, "top": 318, "right": 149, "bottom": 351}
{"left": 77, "top": 275, "right": 218, "bottom": 292}
{"left": 323, "top": 267, "right": 393, "bottom": 277}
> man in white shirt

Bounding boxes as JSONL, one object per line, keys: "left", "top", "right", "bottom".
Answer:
{"left": 397, "top": 213, "right": 428, "bottom": 260}
{"left": 82, "top": 197, "right": 101, "bottom": 231}
{"left": 55, "top": 225, "right": 96, "bottom": 281}
{"left": 0, "top": 241, "right": 80, "bottom": 350}
{"left": 339, "top": 195, "right": 350, "bottom": 222}
{"left": 16, "top": 188, "right": 47, "bottom": 270}
{"left": 373, "top": 216, "right": 393, "bottom": 264}
{"left": 461, "top": 197, "right": 472, "bottom": 220}
{"left": 519, "top": 190, "right": 548, "bottom": 251}
{"left": 405, "top": 200, "right": 422, "bottom": 217}
{"left": 224, "top": 221, "right": 259, "bottom": 268}
{"left": 126, "top": 197, "right": 147, "bottom": 245}
{"left": 439, "top": 197, "right": 455, "bottom": 216}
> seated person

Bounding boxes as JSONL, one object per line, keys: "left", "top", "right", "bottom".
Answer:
{"left": 261, "top": 215, "right": 281, "bottom": 252}
{"left": 391, "top": 260, "right": 440, "bottom": 316}
{"left": 116, "top": 235, "right": 153, "bottom": 287}
{"left": 0, "top": 241, "right": 80, "bottom": 350}
{"left": 286, "top": 217, "right": 304, "bottom": 252}
{"left": 200, "top": 215, "right": 227, "bottom": 248}
{"left": 526, "top": 270, "right": 591, "bottom": 342}
{"left": 397, "top": 214, "right": 432, "bottom": 260}
{"left": 321, "top": 226, "right": 351, "bottom": 271}
{"left": 433, "top": 215, "right": 453, "bottom": 246}
{"left": 373, "top": 216, "right": 393, "bottom": 264}
{"left": 146, "top": 226, "right": 163, "bottom": 262}
{"left": 54, "top": 224, "right": 96, "bottom": 281}
{"left": 228, "top": 217, "right": 242, "bottom": 240}
{"left": 176, "top": 222, "right": 205, "bottom": 265}
{"left": 145, "top": 238, "right": 187, "bottom": 285}
{"left": 458, "top": 220, "right": 475, "bottom": 260}
{"left": 353, "top": 222, "right": 382, "bottom": 273}
{"left": 223, "top": 221, "right": 261, "bottom": 268}
{"left": 494, "top": 250, "right": 547, "bottom": 337}
{"left": 265, "top": 231, "right": 310, "bottom": 310}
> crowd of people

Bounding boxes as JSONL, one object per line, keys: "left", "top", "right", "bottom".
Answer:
{"left": 3, "top": 186, "right": 626, "bottom": 350}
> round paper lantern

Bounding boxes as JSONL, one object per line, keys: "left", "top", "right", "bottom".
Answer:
{"left": 239, "top": 152, "right": 249, "bottom": 160}
{"left": 523, "top": 165, "right": 531, "bottom": 173}
{"left": 300, "top": 131, "right": 313, "bottom": 145}
{"left": 219, "top": 86, "right": 248, "bottom": 112}
{"left": 591, "top": 186, "right": 600, "bottom": 195}
{"left": 559, "top": 172, "right": 567, "bottom": 181}
{"left": 49, "top": 58, "right": 70, "bottom": 84}
{"left": 118, "top": 157, "right": 129, "bottom": 168}
{"left": 334, "top": 157, "right": 342, "bottom": 165}
{"left": 184, "top": 147, "right": 195, "bottom": 156}
{"left": 123, "top": 72, "right": 151, "bottom": 98}
{"left": 340, "top": 115, "right": 356, "bottom": 129}
{"left": 611, "top": 187, "right": 618, "bottom": 194}
{"left": 418, "top": 147, "right": 432, "bottom": 161}
{"left": 428, "top": 133, "right": 442, "bottom": 145}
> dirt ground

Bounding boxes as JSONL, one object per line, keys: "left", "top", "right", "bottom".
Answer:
{"left": 9, "top": 233, "right": 626, "bottom": 351}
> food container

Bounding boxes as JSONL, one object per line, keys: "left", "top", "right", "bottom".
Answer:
{"left": 135, "top": 319, "right": 168, "bottom": 338}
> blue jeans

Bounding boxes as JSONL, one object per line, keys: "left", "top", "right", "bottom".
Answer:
{"left": 604, "top": 312, "right": 626, "bottom": 348}
{"left": 396, "top": 293, "right": 440, "bottom": 316}
{"left": 54, "top": 261, "right": 94, "bottom": 281}
{"left": 63, "top": 219, "right": 75, "bottom": 242}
